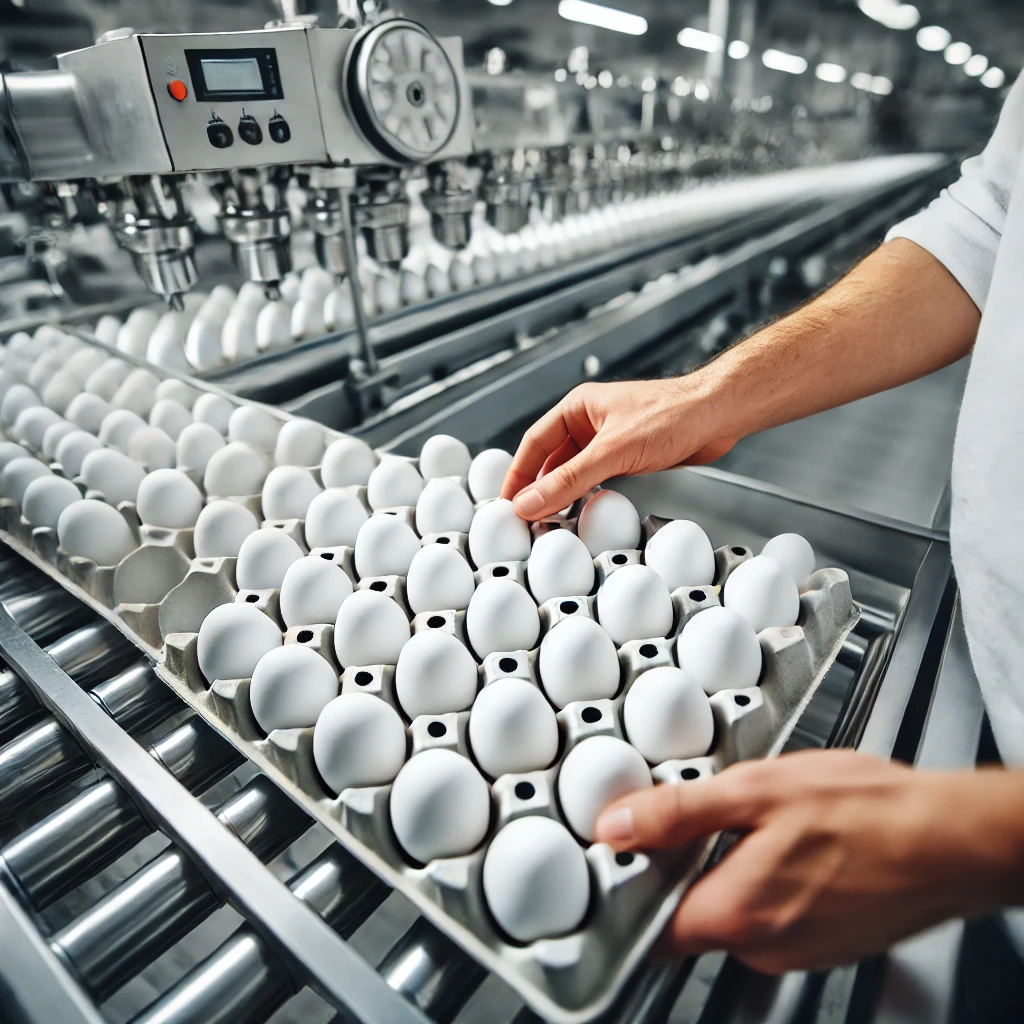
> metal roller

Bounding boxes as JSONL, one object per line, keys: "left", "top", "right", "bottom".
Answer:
{"left": 50, "top": 775, "right": 311, "bottom": 1001}
{"left": 131, "top": 847, "right": 389, "bottom": 1024}
{"left": 2, "top": 585, "right": 94, "bottom": 646}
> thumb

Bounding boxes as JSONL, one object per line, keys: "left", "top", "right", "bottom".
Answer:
{"left": 511, "top": 442, "right": 617, "bottom": 521}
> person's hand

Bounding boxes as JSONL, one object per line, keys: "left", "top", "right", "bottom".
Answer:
{"left": 593, "top": 750, "right": 1024, "bottom": 974}
{"left": 500, "top": 377, "right": 737, "bottom": 521}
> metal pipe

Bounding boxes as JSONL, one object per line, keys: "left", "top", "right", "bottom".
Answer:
{"left": 50, "top": 775, "right": 311, "bottom": 1001}
{"left": 340, "top": 183, "right": 378, "bottom": 376}
{"left": 3, "top": 586, "right": 94, "bottom": 646}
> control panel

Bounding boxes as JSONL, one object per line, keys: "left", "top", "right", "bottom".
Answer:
{"left": 140, "top": 29, "right": 327, "bottom": 172}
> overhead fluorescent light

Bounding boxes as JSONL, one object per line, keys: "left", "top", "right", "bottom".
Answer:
{"left": 677, "top": 27, "right": 723, "bottom": 52}
{"left": 944, "top": 41, "right": 972, "bottom": 65}
{"left": 762, "top": 49, "right": 808, "bottom": 74}
{"left": 982, "top": 67, "right": 1006, "bottom": 88}
{"left": 857, "top": 0, "right": 919, "bottom": 30}
{"left": 850, "top": 71, "right": 874, "bottom": 91}
{"left": 871, "top": 75, "right": 893, "bottom": 94}
{"left": 487, "top": 0, "right": 515, "bottom": 6}
{"left": 916, "top": 25, "right": 950, "bottom": 50}
{"left": 598, "top": 69, "right": 613, "bottom": 87}
{"left": 694, "top": 81, "right": 711, "bottom": 101}
{"left": 641, "top": 75, "right": 657, "bottom": 93}
{"left": 727, "top": 40, "right": 750, "bottom": 59}
{"left": 558, "top": 0, "right": 648, "bottom": 36}
{"left": 964, "top": 54, "right": 989, "bottom": 77}
{"left": 815, "top": 62, "right": 847, "bottom": 83}
{"left": 671, "top": 76, "right": 691, "bottom": 96}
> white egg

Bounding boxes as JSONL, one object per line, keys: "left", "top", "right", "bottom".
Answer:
{"left": 366, "top": 457, "right": 423, "bottom": 511}
{"left": 0, "top": 441, "right": 29, "bottom": 471}
{"left": 42, "top": 420, "right": 77, "bottom": 461}
{"left": 175, "top": 422, "right": 225, "bottom": 475}
{"left": 149, "top": 399, "right": 192, "bottom": 441}
{"left": 203, "top": 442, "right": 267, "bottom": 497}
{"left": 323, "top": 285, "right": 355, "bottom": 331}
{"left": 280, "top": 274, "right": 302, "bottom": 303}
{"left": 57, "top": 498, "right": 136, "bottom": 566}
{"left": 419, "top": 434, "right": 472, "bottom": 480}
{"left": 81, "top": 448, "right": 145, "bottom": 505}
{"left": 155, "top": 378, "right": 199, "bottom": 410}
{"left": 399, "top": 268, "right": 427, "bottom": 307}
{"left": 373, "top": 273, "right": 400, "bottom": 315}
{"left": 194, "top": 500, "right": 260, "bottom": 559}
{"left": 41, "top": 371, "right": 81, "bottom": 416}
{"left": 353, "top": 513, "right": 420, "bottom": 578}
{"left": 236, "top": 280, "right": 269, "bottom": 313}
{"left": 3, "top": 457, "right": 51, "bottom": 505}
{"left": 483, "top": 816, "right": 590, "bottom": 943}
{"left": 290, "top": 298, "right": 326, "bottom": 342}
{"left": 466, "top": 578, "right": 540, "bottom": 658}
{"left": 136, "top": 469, "right": 204, "bottom": 529}
{"left": 128, "top": 426, "right": 177, "bottom": 471}
{"left": 249, "top": 644, "right": 338, "bottom": 733}
{"left": 228, "top": 405, "right": 280, "bottom": 451}
{"left": 146, "top": 312, "right": 191, "bottom": 372}
{"left": 235, "top": 528, "right": 304, "bottom": 590}
{"left": 597, "top": 564, "right": 673, "bottom": 645}
{"left": 623, "top": 666, "right": 714, "bottom": 764}
{"left": 578, "top": 490, "right": 641, "bottom": 556}
{"left": 449, "top": 258, "right": 475, "bottom": 292}
{"left": 192, "top": 392, "right": 235, "bottom": 436}
{"left": 423, "top": 262, "right": 451, "bottom": 298}
{"left": 196, "top": 603, "right": 282, "bottom": 684}
{"left": 186, "top": 315, "right": 228, "bottom": 374}
{"left": 389, "top": 748, "right": 490, "bottom": 863}
{"left": 313, "top": 692, "right": 407, "bottom": 793}
{"left": 406, "top": 544, "right": 476, "bottom": 614}
{"left": 93, "top": 314, "right": 121, "bottom": 346}
{"left": 1, "top": 384, "right": 39, "bottom": 426}
{"left": 98, "top": 409, "right": 148, "bottom": 453}
{"left": 55, "top": 431, "right": 102, "bottom": 478}
{"left": 415, "top": 478, "right": 474, "bottom": 536}
{"left": 466, "top": 448, "right": 513, "bottom": 502}
{"left": 85, "top": 358, "right": 131, "bottom": 401}
{"left": 395, "top": 629, "right": 478, "bottom": 719}
{"left": 66, "top": 393, "right": 111, "bottom": 435}
{"left": 723, "top": 555, "right": 800, "bottom": 633}
{"left": 761, "top": 533, "right": 816, "bottom": 588}
{"left": 261, "top": 465, "right": 322, "bottom": 522}
{"left": 467, "top": 498, "right": 531, "bottom": 568}
{"left": 274, "top": 419, "right": 326, "bottom": 467}
{"left": 333, "top": 589, "right": 410, "bottom": 667}
{"left": 527, "top": 529, "right": 595, "bottom": 605}
{"left": 644, "top": 520, "right": 715, "bottom": 590}
{"left": 0, "top": 370, "right": 17, "bottom": 404}
{"left": 27, "top": 352, "right": 63, "bottom": 392}
{"left": 676, "top": 606, "right": 761, "bottom": 694}
{"left": 557, "top": 736, "right": 652, "bottom": 842}
{"left": 13, "top": 407, "right": 61, "bottom": 451}
{"left": 304, "top": 488, "right": 369, "bottom": 549}
{"left": 112, "top": 368, "right": 160, "bottom": 418}
{"left": 299, "top": 266, "right": 335, "bottom": 306}
{"left": 468, "top": 677, "right": 558, "bottom": 777}
{"left": 221, "top": 309, "right": 259, "bottom": 361}
{"left": 22, "top": 475, "right": 81, "bottom": 529}
{"left": 472, "top": 254, "right": 497, "bottom": 286}
{"left": 279, "top": 554, "right": 354, "bottom": 627}
{"left": 321, "top": 436, "right": 377, "bottom": 488}
{"left": 209, "top": 284, "right": 237, "bottom": 310}
{"left": 538, "top": 616, "right": 619, "bottom": 709}
{"left": 254, "top": 300, "right": 293, "bottom": 352}
{"left": 115, "top": 310, "right": 158, "bottom": 358}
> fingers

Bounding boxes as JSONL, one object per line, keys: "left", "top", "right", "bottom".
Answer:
{"left": 500, "top": 404, "right": 572, "bottom": 502}
{"left": 511, "top": 441, "right": 618, "bottom": 520}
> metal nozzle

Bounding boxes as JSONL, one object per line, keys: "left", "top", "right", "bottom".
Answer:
{"left": 352, "top": 170, "right": 410, "bottom": 269}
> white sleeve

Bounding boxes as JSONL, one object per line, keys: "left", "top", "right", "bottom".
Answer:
{"left": 886, "top": 72, "right": 1024, "bottom": 311}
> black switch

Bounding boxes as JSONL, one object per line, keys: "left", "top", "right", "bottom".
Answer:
{"left": 268, "top": 114, "right": 291, "bottom": 144}
{"left": 238, "top": 113, "right": 263, "bottom": 146}
{"left": 207, "top": 117, "right": 233, "bottom": 149}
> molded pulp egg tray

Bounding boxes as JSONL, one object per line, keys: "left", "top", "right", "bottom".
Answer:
{"left": 0, "top": 350, "right": 858, "bottom": 1024}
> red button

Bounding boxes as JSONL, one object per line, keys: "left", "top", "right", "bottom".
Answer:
{"left": 167, "top": 80, "right": 188, "bottom": 102}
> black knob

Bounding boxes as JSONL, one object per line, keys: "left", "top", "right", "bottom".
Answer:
{"left": 207, "top": 120, "right": 233, "bottom": 149}
{"left": 238, "top": 114, "right": 263, "bottom": 146}
{"left": 268, "top": 114, "right": 291, "bottom": 144}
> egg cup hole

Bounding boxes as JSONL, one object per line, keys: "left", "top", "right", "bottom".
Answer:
{"left": 688, "top": 590, "right": 706, "bottom": 602}
{"left": 369, "top": 580, "right": 388, "bottom": 592}
{"left": 734, "top": 694, "right": 751, "bottom": 707}
{"left": 614, "top": 851, "right": 635, "bottom": 867}
{"left": 244, "top": 593, "right": 260, "bottom": 603}
{"left": 319, "top": 551, "right": 335, "bottom": 561}
{"left": 427, "top": 720, "right": 447, "bottom": 738}
{"left": 638, "top": 643, "right": 659, "bottom": 659}
{"left": 730, "top": 546, "right": 747, "bottom": 557}
{"left": 514, "top": 781, "right": 536, "bottom": 800}
{"left": 558, "top": 600, "right": 579, "bottom": 615}
{"left": 498, "top": 656, "right": 519, "bottom": 674}
{"left": 355, "top": 670, "right": 374, "bottom": 686}
{"left": 296, "top": 629, "right": 315, "bottom": 643}
{"left": 436, "top": 535, "right": 451, "bottom": 544}
{"left": 611, "top": 554, "right": 628, "bottom": 565}
{"left": 427, "top": 615, "right": 446, "bottom": 628}
{"left": 491, "top": 565, "right": 510, "bottom": 578}
{"left": 680, "top": 767, "right": 701, "bottom": 781}
{"left": 580, "top": 706, "right": 603, "bottom": 724}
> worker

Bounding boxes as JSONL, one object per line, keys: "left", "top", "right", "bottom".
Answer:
{"left": 503, "top": 72, "right": 1024, "bottom": 1019}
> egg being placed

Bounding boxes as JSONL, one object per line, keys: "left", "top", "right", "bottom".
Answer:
{"left": 192, "top": 392, "right": 235, "bottom": 436}
{"left": 424, "top": 263, "right": 451, "bottom": 298}
{"left": 373, "top": 272, "right": 400, "bottom": 315}
{"left": 723, "top": 555, "right": 800, "bottom": 633}
{"left": 304, "top": 488, "right": 368, "bottom": 549}
{"left": 468, "top": 677, "right": 558, "bottom": 778}
{"left": 55, "top": 431, "right": 102, "bottom": 478}
{"left": 146, "top": 311, "right": 191, "bottom": 373}
{"left": 578, "top": 489, "right": 641, "bottom": 556}
{"left": 57, "top": 499, "right": 136, "bottom": 566}
{"left": 129, "top": 427, "right": 177, "bottom": 471}
{"left": 527, "top": 529, "right": 595, "bottom": 605}
{"left": 136, "top": 469, "right": 204, "bottom": 529}
{"left": 483, "top": 816, "right": 590, "bottom": 943}
{"left": 196, "top": 603, "right": 282, "bottom": 684}
{"left": 252, "top": 300, "right": 292, "bottom": 352}
{"left": 193, "top": 499, "right": 260, "bottom": 559}
{"left": 449, "top": 257, "right": 475, "bottom": 292}
{"left": 279, "top": 554, "right": 354, "bottom": 627}
{"left": 99, "top": 409, "right": 148, "bottom": 454}
{"left": 644, "top": 519, "right": 715, "bottom": 590}
{"left": 676, "top": 605, "right": 761, "bottom": 694}
{"left": 623, "top": 666, "right": 714, "bottom": 763}
{"left": 419, "top": 434, "right": 472, "bottom": 480}
{"left": 290, "top": 298, "right": 326, "bottom": 342}
{"left": 466, "top": 578, "right": 540, "bottom": 658}
{"left": 353, "top": 513, "right": 420, "bottom": 578}
{"left": 261, "top": 465, "right": 322, "bottom": 521}
{"left": 321, "top": 436, "right": 377, "bottom": 488}
{"left": 333, "top": 590, "right": 410, "bottom": 667}
{"left": 389, "top": 748, "right": 490, "bottom": 863}
{"left": 399, "top": 268, "right": 427, "bottom": 306}
{"left": 323, "top": 285, "right": 355, "bottom": 331}
{"left": 203, "top": 442, "right": 267, "bottom": 497}
{"left": 761, "top": 533, "right": 816, "bottom": 588}
{"left": 81, "top": 449, "right": 145, "bottom": 505}
{"left": 415, "top": 478, "right": 474, "bottom": 536}
{"left": 93, "top": 314, "right": 121, "bottom": 346}
{"left": 249, "top": 645, "right": 338, "bottom": 733}
{"left": 274, "top": 419, "right": 326, "bottom": 467}
{"left": 22, "top": 475, "right": 82, "bottom": 529}
{"left": 395, "top": 629, "right": 478, "bottom": 719}
{"left": 299, "top": 265, "right": 335, "bottom": 306}
{"left": 115, "top": 308, "right": 159, "bottom": 358}
{"left": 596, "top": 564, "right": 673, "bottom": 645}
{"left": 221, "top": 309, "right": 259, "bottom": 362}
{"left": 313, "top": 692, "right": 407, "bottom": 793}
{"left": 66, "top": 393, "right": 111, "bottom": 436}
{"left": 467, "top": 498, "right": 531, "bottom": 568}
{"left": 538, "top": 616, "right": 619, "bottom": 709}
{"left": 466, "top": 448, "right": 513, "bottom": 502}
{"left": 406, "top": 544, "right": 476, "bottom": 615}
{"left": 175, "top": 422, "right": 225, "bottom": 476}
{"left": 235, "top": 528, "right": 304, "bottom": 590}
{"left": 366, "top": 457, "right": 423, "bottom": 511}
{"left": 557, "top": 735, "right": 652, "bottom": 842}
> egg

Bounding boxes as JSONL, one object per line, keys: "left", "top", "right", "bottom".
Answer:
{"left": 424, "top": 263, "right": 451, "bottom": 298}
{"left": 236, "top": 280, "right": 269, "bottom": 313}
{"left": 415, "top": 478, "right": 474, "bottom": 536}
{"left": 128, "top": 426, "right": 177, "bottom": 471}
{"left": 313, "top": 692, "right": 407, "bottom": 793}
{"left": 279, "top": 554, "right": 354, "bottom": 627}
{"left": 0, "top": 441, "right": 29, "bottom": 471}
{"left": 466, "top": 448, "right": 513, "bottom": 503}
{"left": 419, "top": 434, "right": 472, "bottom": 480}
{"left": 467, "top": 677, "right": 558, "bottom": 778}
{"left": 557, "top": 736, "right": 652, "bottom": 842}
{"left": 467, "top": 498, "right": 531, "bottom": 568}
{"left": 389, "top": 748, "right": 490, "bottom": 863}
{"left": 399, "top": 268, "right": 427, "bottom": 307}
{"left": 66, "top": 393, "right": 111, "bottom": 436}
{"left": 93, "top": 314, "right": 121, "bottom": 346}
{"left": 676, "top": 606, "right": 761, "bottom": 694}
{"left": 42, "top": 420, "right": 76, "bottom": 461}
{"left": 321, "top": 436, "right": 377, "bottom": 488}
{"left": 203, "top": 442, "right": 267, "bottom": 497}
{"left": 228, "top": 405, "right": 280, "bottom": 451}
{"left": 249, "top": 644, "right": 338, "bottom": 733}
{"left": 537, "top": 616, "right": 619, "bottom": 709}
{"left": 483, "top": 816, "right": 590, "bottom": 943}
{"left": 261, "top": 465, "right": 322, "bottom": 522}
{"left": 761, "top": 533, "right": 816, "bottom": 588}
{"left": 2, "top": 457, "right": 51, "bottom": 505}
{"left": 254, "top": 300, "right": 293, "bottom": 352}
{"left": 155, "top": 378, "right": 199, "bottom": 411}
{"left": 209, "top": 284, "right": 237, "bottom": 310}
{"left": 353, "top": 513, "right": 420, "bottom": 578}
{"left": 1, "top": 384, "right": 39, "bottom": 427}
{"left": 278, "top": 273, "right": 300, "bottom": 304}
{"left": 373, "top": 273, "right": 400, "bottom": 315}
{"left": 136, "top": 469, "right": 204, "bottom": 529}
{"left": 54, "top": 431, "right": 102, "bottom": 477}
{"left": 98, "top": 409, "right": 147, "bottom": 453}
{"left": 221, "top": 309, "right": 259, "bottom": 361}
{"left": 644, "top": 520, "right": 715, "bottom": 590}
{"left": 57, "top": 498, "right": 136, "bottom": 566}
{"left": 406, "top": 544, "right": 476, "bottom": 615}
{"left": 623, "top": 666, "right": 714, "bottom": 764}
{"left": 85, "top": 358, "right": 131, "bottom": 401}
{"left": 22, "top": 475, "right": 81, "bottom": 529}
{"left": 723, "top": 555, "right": 800, "bottom": 632}
{"left": 175, "top": 422, "right": 225, "bottom": 475}
{"left": 192, "top": 393, "right": 235, "bottom": 436}
{"left": 13, "top": 407, "right": 61, "bottom": 451}
{"left": 596, "top": 564, "right": 673, "bottom": 645}
{"left": 299, "top": 265, "right": 335, "bottom": 306}
{"left": 274, "top": 419, "right": 326, "bottom": 467}
{"left": 472, "top": 254, "right": 497, "bottom": 287}
{"left": 323, "top": 285, "right": 355, "bottom": 331}
{"left": 303, "top": 488, "right": 369, "bottom": 549}
{"left": 196, "top": 603, "right": 282, "bottom": 684}
{"left": 366, "top": 457, "right": 424, "bottom": 511}
{"left": 333, "top": 589, "right": 410, "bottom": 667}
{"left": 115, "top": 310, "right": 158, "bottom": 359}
{"left": 578, "top": 490, "right": 641, "bottom": 556}
{"left": 149, "top": 399, "right": 192, "bottom": 441}
{"left": 235, "top": 528, "right": 304, "bottom": 590}
{"left": 185, "top": 315, "right": 228, "bottom": 372}
{"left": 41, "top": 371, "right": 81, "bottom": 416}
{"left": 466, "top": 578, "right": 540, "bottom": 658}
{"left": 146, "top": 312, "right": 191, "bottom": 372}
{"left": 527, "top": 529, "right": 595, "bottom": 605}
{"left": 449, "top": 257, "right": 475, "bottom": 292}
{"left": 81, "top": 448, "right": 145, "bottom": 505}
{"left": 27, "top": 352, "right": 63, "bottom": 392}
{"left": 112, "top": 368, "right": 160, "bottom": 419}
{"left": 193, "top": 499, "right": 260, "bottom": 558}
{"left": 290, "top": 298, "right": 326, "bottom": 342}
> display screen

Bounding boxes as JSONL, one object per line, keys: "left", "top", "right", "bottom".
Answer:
{"left": 199, "top": 57, "right": 263, "bottom": 94}
{"left": 184, "top": 47, "right": 283, "bottom": 102}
